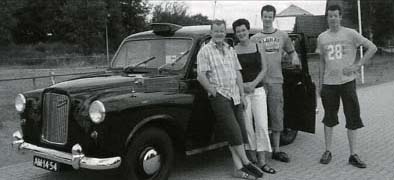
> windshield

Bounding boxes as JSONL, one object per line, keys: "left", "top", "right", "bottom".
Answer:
{"left": 112, "top": 38, "right": 192, "bottom": 70}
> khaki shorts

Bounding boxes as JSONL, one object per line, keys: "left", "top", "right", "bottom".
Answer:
{"left": 264, "top": 83, "right": 284, "bottom": 132}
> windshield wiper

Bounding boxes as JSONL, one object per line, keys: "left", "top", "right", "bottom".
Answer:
{"left": 157, "top": 50, "right": 190, "bottom": 72}
{"left": 123, "top": 56, "right": 156, "bottom": 72}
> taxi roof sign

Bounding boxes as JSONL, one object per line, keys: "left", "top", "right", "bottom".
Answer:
{"left": 150, "top": 23, "right": 182, "bottom": 36}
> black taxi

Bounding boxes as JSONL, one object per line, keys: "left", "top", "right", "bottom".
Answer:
{"left": 12, "top": 23, "right": 316, "bottom": 180}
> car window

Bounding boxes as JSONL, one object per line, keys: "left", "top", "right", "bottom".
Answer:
{"left": 112, "top": 38, "right": 192, "bottom": 70}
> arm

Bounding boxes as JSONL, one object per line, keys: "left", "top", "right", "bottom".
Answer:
{"left": 343, "top": 34, "right": 378, "bottom": 76}
{"left": 290, "top": 51, "right": 301, "bottom": 67}
{"left": 196, "top": 47, "right": 216, "bottom": 96}
{"left": 197, "top": 72, "right": 216, "bottom": 96}
{"left": 283, "top": 34, "right": 301, "bottom": 68}
{"left": 245, "top": 45, "right": 267, "bottom": 90}
{"left": 236, "top": 70, "right": 245, "bottom": 97}
{"left": 232, "top": 48, "right": 247, "bottom": 107}
{"left": 356, "top": 39, "right": 377, "bottom": 66}
{"left": 236, "top": 70, "right": 247, "bottom": 109}
{"left": 316, "top": 36, "right": 325, "bottom": 95}
{"left": 318, "top": 53, "right": 325, "bottom": 95}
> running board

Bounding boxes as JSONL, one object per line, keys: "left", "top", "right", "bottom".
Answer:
{"left": 185, "top": 142, "right": 228, "bottom": 156}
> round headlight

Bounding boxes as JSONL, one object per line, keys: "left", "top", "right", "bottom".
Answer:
{"left": 89, "top": 100, "right": 106, "bottom": 124}
{"left": 15, "top": 94, "right": 26, "bottom": 113}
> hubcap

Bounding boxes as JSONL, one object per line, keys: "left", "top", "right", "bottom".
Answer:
{"left": 140, "top": 147, "right": 161, "bottom": 175}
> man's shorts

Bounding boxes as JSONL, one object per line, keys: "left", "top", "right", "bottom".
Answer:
{"left": 264, "top": 83, "right": 284, "bottom": 132}
{"left": 321, "top": 80, "right": 364, "bottom": 130}
{"left": 208, "top": 93, "right": 248, "bottom": 146}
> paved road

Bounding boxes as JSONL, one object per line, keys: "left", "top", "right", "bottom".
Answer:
{"left": 1, "top": 82, "right": 394, "bottom": 180}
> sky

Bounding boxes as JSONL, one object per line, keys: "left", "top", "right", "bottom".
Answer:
{"left": 149, "top": 0, "right": 327, "bottom": 30}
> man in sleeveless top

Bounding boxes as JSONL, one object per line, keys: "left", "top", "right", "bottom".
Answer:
{"left": 251, "top": 5, "right": 300, "bottom": 163}
{"left": 317, "top": 5, "right": 377, "bottom": 168}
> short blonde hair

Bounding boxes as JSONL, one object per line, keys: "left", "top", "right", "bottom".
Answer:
{"left": 210, "top": 19, "right": 226, "bottom": 30}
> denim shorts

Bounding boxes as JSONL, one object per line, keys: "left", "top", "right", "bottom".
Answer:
{"left": 209, "top": 93, "right": 248, "bottom": 146}
{"left": 321, "top": 80, "right": 364, "bottom": 130}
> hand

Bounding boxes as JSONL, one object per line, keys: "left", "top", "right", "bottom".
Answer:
{"left": 343, "top": 64, "right": 361, "bottom": 76}
{"left": 292, "top": 55, "right": 301, "bottom": 66}
{"left": 243, "top": 82, "right": 255, "bottom": 94}
{"left": 318, "top": 83, "right": 323, "bottom": 97}
{"left": 241, "top": 95, "right": 248, "bottom": 110}
{"left": 208, "top": 86, "right": 217, "bottom": 97}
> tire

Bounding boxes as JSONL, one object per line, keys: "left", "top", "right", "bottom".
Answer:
{"left": 123, "top": 127, "right": 174, "bottom": 180}
{"left": 279, "top": 128, "right": 298, "bottom": 146}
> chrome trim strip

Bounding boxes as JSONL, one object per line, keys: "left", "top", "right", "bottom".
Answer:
{"left": 12, "top": 131, "right": 121, "bottom": 170}
{"left": 185, "top": 141, "right": 228, "bottom": 156}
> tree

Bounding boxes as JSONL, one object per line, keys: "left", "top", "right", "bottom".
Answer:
{"left": 151, "top": 2, "right": 211, "bottom": 26}
{"left": 8, "top": 0, "right": 150, "bottom": 54}
{"left": 0, "top": 0, "right": 24, "bottom": 46}
{"left": 60, "top": 0, "right": 108, "bottom": 54}
{"left": 357, "top": 0, "right": 394, "bottom": 46}
{"left": 12, "top": 0, "right": 68, "bottom": 44}
{"left": 370, "top": 1, "right": 394, "bottom": 46}
{"left": 119, "top": 0, "right": 150, "bottom": 35}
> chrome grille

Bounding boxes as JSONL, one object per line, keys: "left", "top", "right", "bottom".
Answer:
{"left": 42, "top": 93, "right": 69, "bottom": 145}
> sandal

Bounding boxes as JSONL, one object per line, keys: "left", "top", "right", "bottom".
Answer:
{"left": 260, "top": 164, "right": 276, "bottom": 174}
{"left": 243, "top": 163, "right": 263, "bottom": 178}
{"left": 233, "top": 169, "right": 258, "bottom": 180}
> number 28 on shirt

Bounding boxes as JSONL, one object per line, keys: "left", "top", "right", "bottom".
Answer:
{"left": 326, "top": 44, "right": 343, "bottom": 61}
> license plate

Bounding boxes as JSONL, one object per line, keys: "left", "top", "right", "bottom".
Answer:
{"left": 33, "top": 156, "right": 59, "bottom": 172}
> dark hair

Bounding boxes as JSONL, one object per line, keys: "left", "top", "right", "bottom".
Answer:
{"left": 327, "top": 4, "right": 342, "bottom": 15}
{"left": 261, "top": 5, "right": 276, "bottom": 17}
{"left": 211, "top": 19, "right": 226, "bottom": 30}
{"left": 232, "top": 18, "right": 250, "bottom": 32}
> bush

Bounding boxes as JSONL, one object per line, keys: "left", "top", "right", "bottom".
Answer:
{"left": 0, "top": 43, "right": 109, "bottom": 68}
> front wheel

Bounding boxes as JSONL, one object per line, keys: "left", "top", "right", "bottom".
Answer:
{"left": 123, "top": 127, "right": 174, "bottom": 180}
{"left": 279, "top": 128, "right": 298, "bottom": 146}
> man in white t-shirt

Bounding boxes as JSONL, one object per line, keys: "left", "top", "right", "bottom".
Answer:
{"left": 251, "top": 5, "right": 300, "bottom": 163}
{"left": 316, "top": 4, "right": 377, "bottom": 168}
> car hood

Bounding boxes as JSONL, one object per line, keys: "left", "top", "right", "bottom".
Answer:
{"left": 49, "top": 73, "right": 179, "bottom": 94}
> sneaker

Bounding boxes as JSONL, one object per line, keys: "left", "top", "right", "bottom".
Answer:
{"left": 272, "top": 151, "right": 290, "bottom": 163}
{"left": 349, "top": 154, "right": 366, "bottom": 168}
{"left": 233, "top": 169, "right": 258, "bottom": 180}
{"left": 242, "top": 163, "right": 263, "bottom": 178}
{"left": 319, "top": 151, "right": 332, "bottom": 164}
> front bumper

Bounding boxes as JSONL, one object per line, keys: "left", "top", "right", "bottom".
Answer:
{"left": 11, "top": 131, "right": 121, "bottom": 170}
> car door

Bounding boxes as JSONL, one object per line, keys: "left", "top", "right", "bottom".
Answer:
{"left": 282, "top": 33, "right": 316, "bottom": 133}
{"left": 183, "top": 36, "right": 217, "bottom": 151}
{"left": 183, "top": 35, "right": 237, "bottom": 152}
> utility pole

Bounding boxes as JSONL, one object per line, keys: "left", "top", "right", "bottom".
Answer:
{"left": 105, "top": 13, "right": 111, "bottom": 67}
{"left": 357, "top": 0, "right": 365, "bottom": 84}
{"left": 212, "top": 0, "right": 217, "bottom": 19}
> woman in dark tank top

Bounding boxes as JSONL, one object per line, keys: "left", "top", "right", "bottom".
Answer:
{"left": 232, "top": 18, "right": 277, "bottom": 175}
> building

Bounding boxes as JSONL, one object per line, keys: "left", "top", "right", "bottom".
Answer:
{"left": 293, "top": 0, "right": 359, "bottom": 53}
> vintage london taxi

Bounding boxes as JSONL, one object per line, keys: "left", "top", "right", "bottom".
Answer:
{"left": 12, "top": 23, "right": 316, "bottom": 180}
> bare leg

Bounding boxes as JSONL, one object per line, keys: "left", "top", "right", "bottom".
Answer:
{"left": 272, "top": 131, "right": 280, "bottom": 152}
{"left": 246, "top": 150, "right": 257, "bottom": 163}
{"left": 347, "top": 129, "right": 357, "bottom": 155}
{"left": 256, "top": 151, "right": 266, "bottom": 166}
{"left": 232, "top": 144, "right": 251, "bottom": 165}
{"left": 229, "top": 146, "right": 243, "bottom": 169}
{"left": 324, "top": 125, "right": 333, "bottom": 152}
